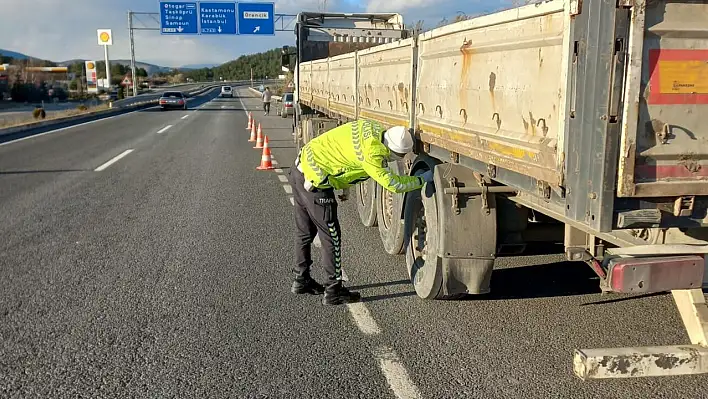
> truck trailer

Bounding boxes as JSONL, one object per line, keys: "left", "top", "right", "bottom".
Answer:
{"left": 285, "top": 0, "right": 708, "bottom": 380}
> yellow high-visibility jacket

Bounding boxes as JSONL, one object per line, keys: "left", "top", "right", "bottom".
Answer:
{"left": 298, "top": 119, "right": 424, "bottom": 193}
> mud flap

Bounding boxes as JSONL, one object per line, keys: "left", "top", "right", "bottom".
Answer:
{"left": 433, "top": 163, "right": 498, "bottom": 295}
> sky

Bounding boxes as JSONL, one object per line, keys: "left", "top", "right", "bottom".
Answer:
{"left": 0, "top": 0, "right": 516, "bottom": 68}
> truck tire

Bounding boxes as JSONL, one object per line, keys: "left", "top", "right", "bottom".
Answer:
{"left": 376, "top": 178, "right": 405, "bottom": 255}
{"left": 356, "top": 179, "right": 377, "bottom": 227}
{"left": 404, "top": 184, "right": 445, "bottom": 299}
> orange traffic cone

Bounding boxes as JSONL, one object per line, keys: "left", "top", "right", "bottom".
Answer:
{"left": 256, "top": 136, "right": 275, "bottom": 170}
{"left": 248, "top": 121, "right": 256, "bottom": 142}
{"left": 253, "top": 123, "right": 264, "bottom": 149}
{"left": 246, "top": 115, "right": 252, "bottom": 130}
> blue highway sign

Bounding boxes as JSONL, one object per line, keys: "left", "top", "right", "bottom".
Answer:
{"left": 199, "top": 2, "right": 237, "bottom": 35}
{"left": 160, "top": 2, "right": 198, "bottom": 35}
{"left": 237, "top": 2, "right": 275, "bottom": 35}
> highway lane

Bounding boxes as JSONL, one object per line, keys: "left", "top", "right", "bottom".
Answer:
{"left": 0, "top": 88, "right": 222, "bottom": 211}
{"left": 234, "top": 88, "right": 708, "bottom": 399}
{"left": 0, "top": 93, "right": 392, "bottom": 398}
{"left": 1, "top": 86, "right": 707, "bottom": 398}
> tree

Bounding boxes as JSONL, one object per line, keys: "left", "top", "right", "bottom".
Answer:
{"left": 412, "top": 20, "right": 425, "bottom": 34}
{"left": 69, "top": 62, "right": 85, "bottom": 76}
{"left": 182, "top": 48, "right": 282, "bottom": 82}
{"left": 136, "top": 68, "right": 148, "bottom": 78}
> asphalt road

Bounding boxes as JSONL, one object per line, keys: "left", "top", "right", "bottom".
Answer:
{"left": 0, "top": 87, "right": 707, "bottom": 398}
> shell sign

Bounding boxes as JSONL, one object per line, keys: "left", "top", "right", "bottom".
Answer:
{"left": 97, "top": 29, "right": 113, "bottom": 46}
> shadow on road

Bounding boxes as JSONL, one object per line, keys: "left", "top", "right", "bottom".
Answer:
{"left": 482, "top": 261, "right": 602, "bottom": 300}
{"left": 349, "top": 279, "right": 410, "bottom": 290}
{"left": 194, "top": 108, "right": 246, "bottom": 112}
{"left": 361, "top": 291, "right": 418, "bottom": 303}
{"left": 0, "top": 169, "right": 88, "bottom": 175}
{"left": 139, "top": 109, "right": 187, "bottom": 113}
{"left": 580, "top": 292, "right": 666, "bottom": 306}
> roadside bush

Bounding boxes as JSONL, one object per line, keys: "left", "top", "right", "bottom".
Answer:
{"left": 77, "top": 105, "right": 88, "bottom": 111}
{"left": 32, "top": 108, "right": 46, "bottom": 119}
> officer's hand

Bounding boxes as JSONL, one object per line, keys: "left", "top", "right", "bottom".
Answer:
{"left": 338, "top": 188, "right": 350, "bottom": 201}
{"left": 422, "top": 170, "right": 434, "bottom": 183}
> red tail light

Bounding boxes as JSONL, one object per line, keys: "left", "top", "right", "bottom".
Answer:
{"left": 606, "top": 255, "right": 705, "bottom": 293}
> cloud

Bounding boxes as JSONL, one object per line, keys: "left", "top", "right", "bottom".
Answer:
{"left": 365, "top": 0, "right": 433, "bottom": 13}
{"left": 364, "top": 0, "right": 512, "bottom": 29}
{"left": 0, "top": 0, "right": 515, "bottom": 67}
{"left": 0, "top": 0, "right": 304, "bottom": 67}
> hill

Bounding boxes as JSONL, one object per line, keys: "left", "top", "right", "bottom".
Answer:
{"left": 58, "top": 59, "right": 174, "bottom": 75}
{"left": 0, "top": 49, "right": 31, "bottom": 60}
{"left": 0, "top": 49, "right": 180, "bottom": 76}
{"left": 183, "top": 48, "right": 282, "bottom": 82}
{"left": 179, "top": 63, "right": 220, "bottom": 70}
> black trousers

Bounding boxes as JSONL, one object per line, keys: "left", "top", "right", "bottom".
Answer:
{"left": 263, "top": 102, "right": 270, "bottom": 113}
{"left": 288, "top": 164, "right": 342, "bottom": 286}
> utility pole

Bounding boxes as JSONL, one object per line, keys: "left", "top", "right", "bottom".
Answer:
{"left": 103, "top": 45, "right": 111, "bottom": 92}
{"left": 129, "top": 11, "right": 138, "bottom": 97}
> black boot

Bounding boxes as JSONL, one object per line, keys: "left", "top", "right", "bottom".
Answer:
{"left": 322, "top": 282, "right": 361, "bottom": 305}
{"left": 291, "top": 275, "right": 325, "bottom": 295}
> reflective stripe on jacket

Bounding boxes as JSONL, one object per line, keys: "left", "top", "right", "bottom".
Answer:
{"left": 298, "top": 119, "right": 423, "bottom": 193}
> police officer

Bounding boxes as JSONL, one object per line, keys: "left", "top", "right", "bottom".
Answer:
{"left": 288, "top": 119, "right": 434, "bottom": 305}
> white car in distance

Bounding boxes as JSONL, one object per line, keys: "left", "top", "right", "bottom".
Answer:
{"left": 220, "top": 86, "right": 233, "bottom": 98}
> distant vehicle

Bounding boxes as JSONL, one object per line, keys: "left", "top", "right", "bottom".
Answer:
{"left": 276, "top": 92, "right": 294, "bottom": 118}
{"left": 220, "top": 86, "right": 232, "bottom": 98}
{"left": 159, "top": 91, "right": 187, "bottom": 110}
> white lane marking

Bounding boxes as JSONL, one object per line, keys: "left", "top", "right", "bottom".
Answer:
{"left": 221, "top": 105, "right": 226, "bottom": 109}
{"left": 274, "top": 168, "right": 283, "bottom": 173}
{"left": 95, "top": 149, "right": 134, "bottom": 172}
{"left": 289, "top": 197, "right": 295, "bottom": 206}
{"left": 283, "top": 184, "right": 292, "bottom": 194}
{"left": 181, "top": 115, "right": 189, "bottom": 120}
{"left": 375, "top": 347, "right": 423, "bottom": 399}
{"left": 271, "top": 159, "right": 278, "bottom": 165}
{"left": 341, "top": 269, "right": 349, "bottom": 282}
{"left": 347, "top": 303, "right": 381, "bottom": 335}
{"left": 0, "top": 107, "right": 158, "bottom": 148}
{"left": 156, "top": 125, "right": 172, "bottom": 134}
{"left": 237, "top": 94, "right": 249, "bottom": 114}
{"left": 278, "top": 175, "right": 288, "bottom": 183}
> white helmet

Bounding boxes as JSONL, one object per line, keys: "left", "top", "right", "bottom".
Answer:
{"left": 383, "top": 125, "right": 413, "bottom": 154}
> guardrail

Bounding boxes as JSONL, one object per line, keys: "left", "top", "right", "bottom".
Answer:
{"left": 248, "top": 86, "right": 282, "bottom": 102}
{"left": 0, "top": 84, "right": 224, "bottom": 140}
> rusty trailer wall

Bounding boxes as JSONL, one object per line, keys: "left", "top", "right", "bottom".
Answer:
{"left": 308, "top": 58, "right": 329, "bottom": 111}
{"left": 415, "top": 0, "right": 570, "bottom": 187}
{"left": 327, "top": 52, "right": 357, "bottom": 120}
{"left": 296, "top": 0, "right": 708, "bottom": 237}
{"left": 357, "top": 38, "right": 416, "bottom": 129}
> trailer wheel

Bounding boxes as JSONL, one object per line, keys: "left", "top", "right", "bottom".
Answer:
{"left": 404, "top": 184, "right": 445, "bottom": 299}
{"left": 377, "top": 182, "right": 405, "bottom": 255}
{"left": 356, "top": 179, "right": 377, "bottom": 227}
